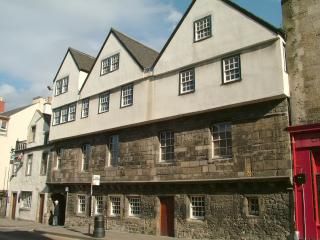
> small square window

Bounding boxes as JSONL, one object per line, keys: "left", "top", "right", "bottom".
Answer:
{"left": 248, "top": 197, "right": 259, "bottom": 216}
{"left": 99, "top": 92, "right": 110, "bottom": 113}
{"left": 190, "top": 196, "right": 205, "bottom": 220}
{"left": 194, "top": 15, "right": 212, "bottom": 42}
{"left": 159, "top": 131, "right": 174, "bottom": 162}
{"left": 110, "top": 196, "right": 121, "bottom": 216}
{"left": 81, "top": 98, "right": 89, "bottom": 118}
{"left": 121, "top": 84, "right": 133, "bottom": 108}
{"left": 222, "top": 55, "right": 241, "bottom": 83}
{"left": 180, "top": 69, "right": 195, "bottom": 94}
{"left": 128, "top": 197, "right": 141, "bottom": 217}
{"left": 101, "top": 54, "right": 120, "bottom": 75}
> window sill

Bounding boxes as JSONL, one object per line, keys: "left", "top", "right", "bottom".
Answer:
{"left": 19, "top": 207, "right": 31, "bottom": 211}
{"left": 187, "top": 217, "right": 205, "bottom": 222}
{"left": 209, "top": 157, "right": 232, "bottom": 163}
{"left": 156, "top": 161, "right": 176, "bottom": 167}
{"left": 76, "top": 213, "right": 87, "bottom": 218}
{"left": 127, "top": 215, "right": 141, "bottom": 219}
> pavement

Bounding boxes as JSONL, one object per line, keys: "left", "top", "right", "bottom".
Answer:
{"left": 0, "top": 218, "right": 189, "bottom": 240}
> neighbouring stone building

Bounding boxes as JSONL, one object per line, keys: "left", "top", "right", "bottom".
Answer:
{"left": 7, "top": 110, "right": 51, "bottom": 223}
{"left": 48, "top": 0, "right": 292, "bottom": 239}
{"left": 283, "top": 0, "right": 320, "bottom": 239}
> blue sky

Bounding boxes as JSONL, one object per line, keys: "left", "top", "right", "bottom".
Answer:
{"left": 0, "top": 0, "right": 282, "bottom": 111}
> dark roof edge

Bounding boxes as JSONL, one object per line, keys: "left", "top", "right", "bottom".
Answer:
{"left": 223, "top": 0, "right": 285, "bottom": 37}
{"left": 151, "top": 0, "right": 196, "bottom": 68}
{"left": 52, "top": 48, "right": 70, "bottom": 83}
{"left": 111, "top": 28, "right": 145, "bottom": 70}
{"left": 69, "top": 47, "right": 95, "bottom": 72}
{"left": 52, "top": 47, "right": 95, "bottom": 83}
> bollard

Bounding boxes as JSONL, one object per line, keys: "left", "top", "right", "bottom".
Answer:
{"left": 93, "top": 215, "right": 105, "bottom": 238}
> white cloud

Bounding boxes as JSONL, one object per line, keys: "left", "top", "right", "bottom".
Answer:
{"left": 0, "top": 0, "right": 186, "bottom": 110}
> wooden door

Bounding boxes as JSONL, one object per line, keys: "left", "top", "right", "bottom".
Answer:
{"left": 294, "top": 150, "right": 319, "bottom": 239}
{"left": 160, "top": 197, "right": 174, "bottom": 237}
{"left": 11, "top": 193, "right": 17, "bottom": 220}
{"left": 38, "top": 194, "right": 45, "bottom": 223}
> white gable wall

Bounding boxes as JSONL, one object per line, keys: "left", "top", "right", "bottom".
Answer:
{"left": 80, "top": 33, "right": 144, "bottom": 99}
{"left": 52, "top": 52, "right": 80, "bottom": 109}
{"left": 154, "top": 0, "right": 278, "bottom": 74}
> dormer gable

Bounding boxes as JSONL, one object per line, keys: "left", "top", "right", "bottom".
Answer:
{"left": 27, "top": 110, "right": 51, "bottom": 146}
{"left": 52, "top": 48, "right": 95, "bottom": 108}
{"left": 79, "top": 28, "right": 158, "bottom": 98}
{"left": 153, "top": 0, "right": 283, "bottom": 74}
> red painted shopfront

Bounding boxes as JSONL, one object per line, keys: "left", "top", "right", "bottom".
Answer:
{"left": 288, "top": 124, "right": 320, "bottom": 239}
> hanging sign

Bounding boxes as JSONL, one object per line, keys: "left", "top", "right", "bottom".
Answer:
{"left": 92, "top": 175, "right": 100, "bottom": 186}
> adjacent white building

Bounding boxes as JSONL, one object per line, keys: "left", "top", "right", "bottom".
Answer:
{"left": 0, "top": 97, "right": 51, "bottom": 218}
{"left": 7, "top": 110, "right": 51, "bottom": 222}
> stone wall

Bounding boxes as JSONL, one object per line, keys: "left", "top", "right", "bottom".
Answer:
{"left": 60, "top": 181, "right": 291, "bottom": 239}
{"left": 48, "top": 98, "right": 291, "bottom": 184}
{"left": 282, "top": 0, "right": 320, "bottom": 125}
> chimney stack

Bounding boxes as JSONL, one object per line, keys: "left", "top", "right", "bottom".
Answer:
{"left": 0, "top": 97, "right": 5, "bottom": 113}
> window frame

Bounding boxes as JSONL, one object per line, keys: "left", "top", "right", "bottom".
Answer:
{"left": 190, "top": 195, "right": 205, "bottom": 220}
{"left": 98, "top": 92, "right": 110, "bottom": 114}
{"left": 120, "top": 84, "right": 133, "bottom": 108}
{"left": 60, "top": 106, "right": 68, "bottom": 124}
{"left": 211, "top": 122, "right": 232, "bottom": 159}
{"left": 81, "top": 98, "right": 90, "bottom": 118}
{"left": 55, "top": 148, "right": 63, "bottom": 170}
{"left": 194, "top": 15, "right": 212, "bottom": 42}
{"left": 247, "top": 197, "right": 260, "bottom": 216}
{"left": 77, "top": 195, "right": 87, "bottom": 214}
{"left": 30, "top": 125, "right": 36, "bottom": 143}
{"left": 221, "top": 55, "right": 241, "bottom": 84}
{"left": 94, "top": 196, "right": 104, "bottom": 215}
{"left": 52, "top": 102, "right": 77, "bottom": 126}
{"left": 25, "top": 154, "right": 33, "bottom": 176}
{"left": 20, "top": 191, "right": 32, "bottom": 209}
{"left": 179, "top": 68, "right": 195, "bottom": 95}
{"left": 159, "top": 131, "right": 174, "bottom": 162}
{"left": 128, "top": 196, "right": 141, "bottom": 217}
{"left": 100, "top": 53, "right": 120, "bottom": 75}
{"left": 81, "top": 144, "right": 90, "bottom": 172}
{"left": 109, "top": 196, "right": 121, "bottom": 217}
{"left": 55, "top": 76, "right": 69, "bottom": 96}
{"left": 108, "top": 135, "right": 120, "bottom": 167}
{"left": 40, "top": 152, "right": 48, "bottom": 176}
{"left": 68, "top": 103, "right": 76, "bottom": 122}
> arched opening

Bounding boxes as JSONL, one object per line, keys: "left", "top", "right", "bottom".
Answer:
{"left": 51, "top": 193, "right": 66, "bottom": 226}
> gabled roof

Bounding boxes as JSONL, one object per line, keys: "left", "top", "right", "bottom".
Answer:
{"left": 0, "top": 104, "right": 33, "bottom": 117}
{"left": 52, "top": 48, "right": 95, "bottom": 82}
{"left": 69, "top": 48, "right": 95, "bottom": 72}
{"left": 152, "top": 0, "right": 284, "bottom": 68}
{"left": 79, "top": 28, "right": 159, "bottom": 93}
{"left": 111, "top": 28, "right": 159, "bottom": 69}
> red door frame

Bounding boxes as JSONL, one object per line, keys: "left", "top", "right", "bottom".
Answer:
{"left": 288, "top": 123, "right": 320, "bottom": 239}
